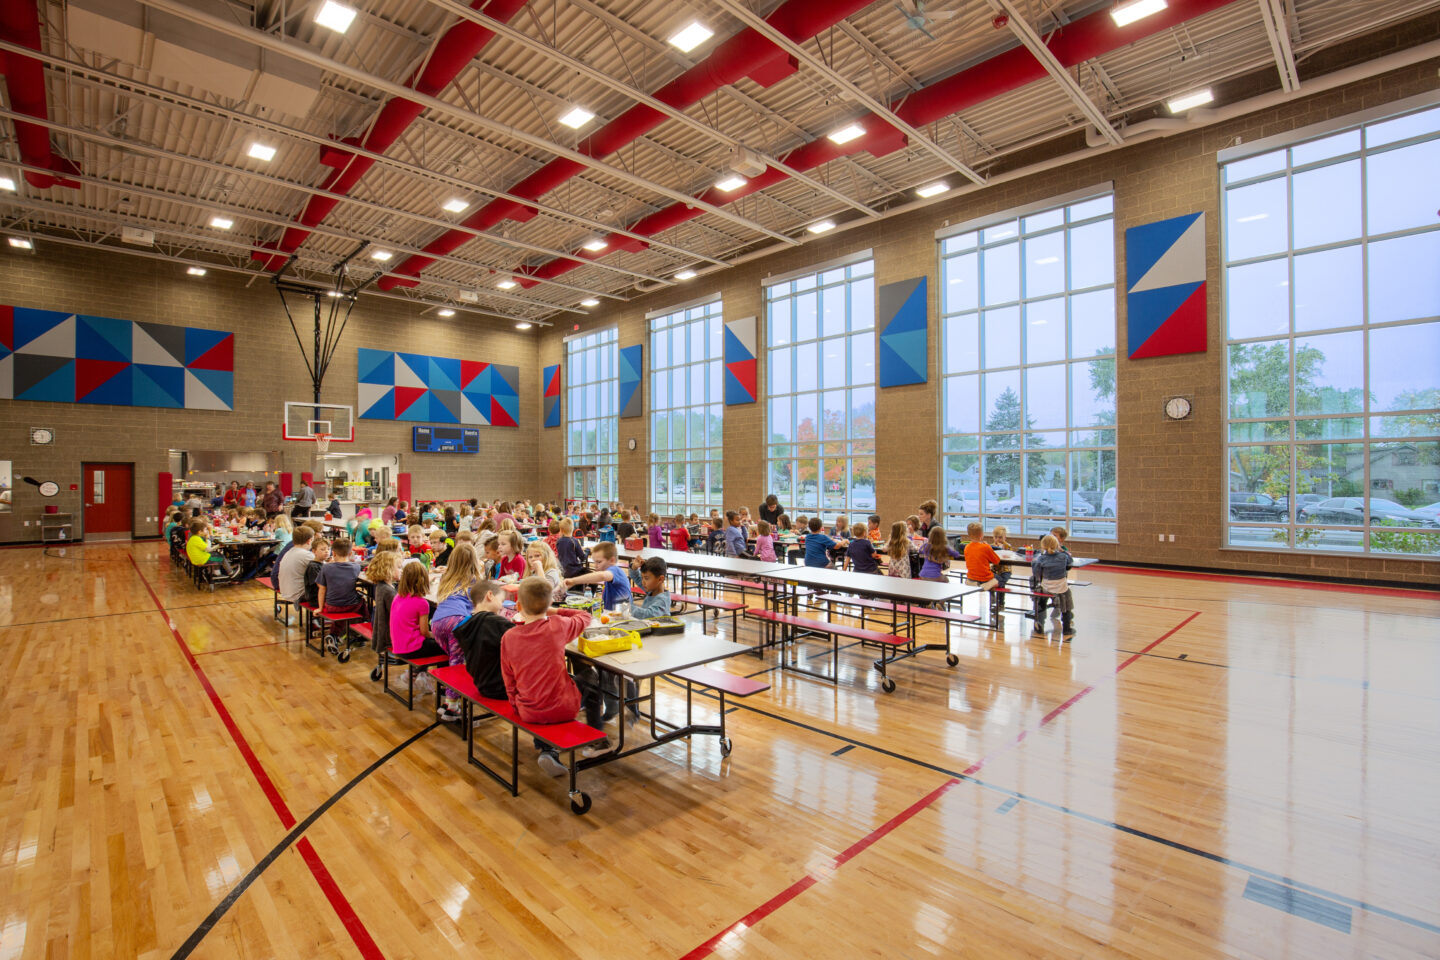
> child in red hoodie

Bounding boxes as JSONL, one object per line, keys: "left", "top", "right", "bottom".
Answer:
{"left": 500, "top": 576, "right": 609, "bottom": 775}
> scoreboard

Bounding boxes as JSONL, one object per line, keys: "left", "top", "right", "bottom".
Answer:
{"left": 412, "top": 425, "right": 479, "bottom": 453}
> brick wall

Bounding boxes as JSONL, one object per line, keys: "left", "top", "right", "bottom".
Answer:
{"left": 0, "top": 243, "right": 540, "bottom": 542}
{"left": 540, "top": 60, "right": 1440, "bottom": 586}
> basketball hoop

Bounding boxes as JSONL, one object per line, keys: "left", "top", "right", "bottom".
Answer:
{"left": 315, "top": 433, "right": 331, "bottom": 454}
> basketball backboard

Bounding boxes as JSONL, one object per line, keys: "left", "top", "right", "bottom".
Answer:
{"left": 283, "top": 402, "right": 355, "bottom": 443}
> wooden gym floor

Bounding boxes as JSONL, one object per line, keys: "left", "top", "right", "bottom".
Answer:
{"left": 0, "top": 542, "right": 1436, "bottom": 959}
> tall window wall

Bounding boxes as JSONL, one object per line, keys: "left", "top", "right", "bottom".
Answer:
{"left": 565, "top": 328, "right": 618, "bottom": 505}
{"left": 938, "top": 190, "right": 1118, "bottom": 539}
{"left": 1222, "top": 98, "right": 1440, "bottom": 557}
{"left": 649, "top": 296, "right": 724, "bottom": 516}
{"left": 765, "top": 255, "right": 876, "bottom": 521}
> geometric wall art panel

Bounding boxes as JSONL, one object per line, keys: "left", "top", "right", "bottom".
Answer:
{"left": 542, "top": 362, "right": 561, "bottom": 428}
{"left": 723, "top": 315, "right": 757, "bottom": 405}
{"left": 877, "top": 276, "right": 928, "bottom": 387}
{"left": 618, "top": 344, "right": 642, "bottom": 419}
{"left": 1126, "top": 211, "right": 1207, "bottom": 359}
{"left": 0, "top": 304, "right": 234, "bottom": 409}
{"left": 357, "top": 348, "right": 519, "bottom": 426}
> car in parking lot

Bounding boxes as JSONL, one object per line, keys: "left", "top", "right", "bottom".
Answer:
{"left": 1022, "top": 488, "right": 1095, "bottom": 517}
{"left": 1229, "top": 491, "right": 1286, "bottom": 521}
{"left": 1274, "top": 493, "right": 1325, "bottom": 516}
{"left": 1299, "top": 497, "right": 1439, "bottom": 526}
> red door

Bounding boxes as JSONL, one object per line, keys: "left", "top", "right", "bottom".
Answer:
{"left": 83, "top": 462, "right": 133, "bottom": 540}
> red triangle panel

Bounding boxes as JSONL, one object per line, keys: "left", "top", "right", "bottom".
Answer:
{"left": 188, "top": 333, "right": 234, "bottom": 371}
{"left": 460, "top": 360, "right": 489, "bottom": 389}
{"left": 1130, "top": 282, "right": 1208, "bottom": 359}
{"left": 75, "top": 358, "right": 129, "bottom": 398}
{"left": 394, "top": 385, "right": 427, "bottom": 416}
{"left": 490, "top": 395, "right": 517, "bottom": 427}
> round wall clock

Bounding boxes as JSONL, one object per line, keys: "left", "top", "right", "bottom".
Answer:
{"left": 627, "top": 438, "right": 638, "bottom": 451}
{"left": 1164, "top": 396, "right": 1193, "bottom": 421}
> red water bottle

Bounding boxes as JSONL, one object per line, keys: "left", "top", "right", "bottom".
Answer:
{"left": 1025, "top": 543, "right": 1034, "bottom": 561}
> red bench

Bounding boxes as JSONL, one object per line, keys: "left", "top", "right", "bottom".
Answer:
{"left": 812, "top": 593, "right": 980, "bottom": 649}
{"left": 669, "top": 665, "right": 770, "bottom": 757}
{"left": 670, "top": 594, "right": 746, "bottom": 635}
{"left": 430, "top": 665, "right": 606, "bottom": 815}
{"left": 383, "top": 650, "right": 452, "bottom": 710}
{"left": 743, "top": 608, "right": 909, "bottom": 692}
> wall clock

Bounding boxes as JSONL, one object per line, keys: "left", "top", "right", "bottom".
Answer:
{"left": 1164, "top": 396, "right": 1193, "bottom": 421}
{"left": 30, "top": 427, "right": 54, "bottom": 445}
{"left": 627, "top": 438, "right": 638, "bottom": 451}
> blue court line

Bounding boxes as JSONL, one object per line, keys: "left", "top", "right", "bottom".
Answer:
{"left": 1244, "top": 876, "right": 1352, "bottom": 933}
{"left": 995, "top": 797, "right": 1019, "bottom": 815}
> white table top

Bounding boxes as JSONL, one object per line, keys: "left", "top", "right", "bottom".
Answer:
{"left": 756, "top": 564, "right": 976, "bottom": 605}
{"left": 996, "top": 550, "right": 1097, "bottom": 568}
{"left": 566, "top": 631, "right": 752, "bottom": 680}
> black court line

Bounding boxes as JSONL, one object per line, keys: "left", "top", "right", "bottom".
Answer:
{"left": 995, "top": 797, "right": 1019, "bottom": 815}
{"left": 831, "top": 745, "right": 855, "bottom": 757}
{"left": 0, "top": 596, "right": 270, "bottom": 630}
{"left": 169, "top": 721, "right": 440, "bottom": 959}
{"left": 658, "top": 676, "right": 1440, "bottom": 936}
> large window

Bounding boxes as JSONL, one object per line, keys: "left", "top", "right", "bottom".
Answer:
{"left": 1222, "top": 98, "right": 1440, "bottom": 557}
{"left": 649, "top": 296, "right": 723, "bottom": 515}
{"left": 565, "top": 328, "right": 618, "bottom": 505}
{"left": 938, "top": 189, "right": 1118, "bottom": 539}
{"left": 765, "top": 254, "right": 876, "bottom": 521}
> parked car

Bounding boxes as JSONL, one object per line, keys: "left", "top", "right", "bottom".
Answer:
{"left": 1022, "top": 488, "right": 1094, "bottom": 517}
{"left": 1274, "top": 493, "right": 1325, "bottom": 516}
{"left": 1412, "top": 501, "right": 1440, "bottom": 523}
{"left": 1300, "top": 497, "right": 1439, "bottom": 526}
{"left": 1229, "top": 491, "right": 1286, "bottom": 521}
{"left": 945, "top": 490, "right": 1018, "bottom": 515}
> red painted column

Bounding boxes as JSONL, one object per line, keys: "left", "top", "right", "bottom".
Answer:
{"left": 158, "top": 471, "right": 173, "bottom": 535}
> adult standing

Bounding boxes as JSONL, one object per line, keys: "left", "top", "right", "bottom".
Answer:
{"left": 260, "top": 481, "right": 284, "bottom": 518}
{"left": 758, "top": 494, "right": 784, "bottom": 527}
{"left": 292, "top": 479, "right": 316, "bottom": 518}
{"left": 917, "top": 499, "right": 939, "bottom": 538}
{"left": 243, "top": 482, "right": 257, "bottom": 509}
{"left": 223, "top": 481, "right": 241, "bottom": 507}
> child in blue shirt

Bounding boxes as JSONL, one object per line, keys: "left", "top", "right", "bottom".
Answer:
{"left": 723, "top": 510, "right": 753, "bottom": 558}
{"left": 629, "top": 557, "right": 671, "bottom": 618}
{"left": 563, "top": 541, "right": 631, "bottom": 609}
{"left": 803, "top": 516, "right": 847, "bottom": 567}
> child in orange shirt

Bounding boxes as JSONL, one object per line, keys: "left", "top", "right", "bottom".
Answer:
{"left": 963, "top": 521, "right": 1003, "bottom": 617}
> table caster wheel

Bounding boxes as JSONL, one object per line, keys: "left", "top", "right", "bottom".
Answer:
{"left": 370, "top": 665, "right": 383, "bottom": 681}
{"left": 323, "top": 635, "right": 338, "bottom": 656}
{"left": 338, "top": 647, "right": 351, "bottom": 663}
{"left": 719, "top": 737, "right": 733, "bottom": 757}
{"left": 946, "top": 653, "right": 959, "bottom": 666}
{"left": 881, "top": 676, "right": 896, "bottom": 693}
{"left": 569, "top": 792, "right": 592, "bottom": 815}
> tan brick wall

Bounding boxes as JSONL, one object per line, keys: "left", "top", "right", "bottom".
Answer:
{"left": 541, "top": 61, "right": 1440, "bottom": 586}
{"left": 0, "top": 244, "right": 541, "bottom": 541}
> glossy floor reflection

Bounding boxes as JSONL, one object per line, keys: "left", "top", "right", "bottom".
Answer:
{"left": 0, "top": 543, "right": 1435, "bottom": 958}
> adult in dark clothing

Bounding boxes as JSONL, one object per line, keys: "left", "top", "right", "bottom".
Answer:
{"left": 759, "top": 494, "right": 784, "bottom": 527}
{"left": 261, "top": 482, "right": 284, "bottom": 518}
{"left": 917, "top": 499, "right": 939, "bottom": 538}
{"left": 292, "top": 480, "right": 315, "bottom": 518}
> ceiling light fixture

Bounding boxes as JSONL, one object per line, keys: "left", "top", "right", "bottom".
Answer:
{"left": 370, "top": 249, "right": 392, "bottom": 261}
{"left": 0, "top": 176, "right": 15, "bottom": 192}
{"left": 581, "top": 238, "right": 608, "bottom": 252}
{"left": 516, "top": 322, "right": 533, "bottom": 330}
{"left": 715, "top": 175, "right": 748, "bottom": 192}
{"left": 1166, "top": 87, "right": 1214, "bottom": 113}
{"left": 326, "top": 289, "right": 344, "bottom": 298}
{"left": 209, "top": 216, "right": 233, "bottom": 229}
{"left": 668, "top": 21, "right": 713, "bottom": 53}
{"left": 1110, "top": 0, "right": 1167, "bottom": 28}
{"left": 438, "top": 308, "right": 456, "bottom": 317}
{"left": 558, "top": 105, "right": 595, "bottom": 129}
{"left": 674, "top": 268, "right": 697, "bottom": 281}
{"left": 916, "top": 180, "right": 950, "bottom": 198}
{"left": 186, "top": 266, "right": 207, "bottom": 276}
{"left": 497, "top": 279, "right": 518, "bottom": 289}
{"left": 443, "top": 198, "right": 470, "bottom": 214}
{"left": 314, "top": 0, "right": 357, "bottom": 33}
{"left": 580, "top": 298, "right": 599, "bottom": 307}
{"left": 807, "top": 220, "right": 835, "bottom": 234}
{"left": 8, "top": 237, "right": 32, "bottom": 249}
{"left": 827, "top": 122, "right": 865, "bottom": 145}
{"left": 246, "top": 142, "right": 276, "bottom": 162}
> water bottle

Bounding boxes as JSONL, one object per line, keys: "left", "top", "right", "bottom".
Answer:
{"left": 1025, "top": 543, "right": 1034, "bottom": 561}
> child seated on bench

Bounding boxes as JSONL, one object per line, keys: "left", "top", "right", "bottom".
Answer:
{"left": 919, "top": 526, "right": 960, "bottom": 582}
{"left": 563, "top": 542, "right": 640, "bottom": 723}
{"left": 989, "top": 524, "right": 1013, "bottom": 589}
{"left": 803, "top": 516, "right": 846, "bottom": 568}
{"left": 186, "top": 518, "right": 236, "bottom": 579}
{"left": 630, "top": 557, "right": 671, "bottom": 618}
{"left": 1031, "top": 534, "right": 1076, "bottom": 640}
{"left": 454, "top": 580, "right": 514, "bottom": 699}
{"left": 962, "top": 522, "right": 1002, "bottom": 612}
{"left": 315, "top": 538, "right": 366, "bottom": 618}
{"left": 432, "top": 544, "right": 482, "bottom": 721}
{"left": 391, "top": 561, "right": 443, "bottom": 665}
{"left": 364, "top": 549, "right": 401, "bottom": 681}
{"left": 303, "top": 537, "right": 331, "bottom": 606}
{"left": 883, "top": 521, "right": 916, "bottom": 578}
{"left": 501, "top": 577, "right": 609, "bottom": 776}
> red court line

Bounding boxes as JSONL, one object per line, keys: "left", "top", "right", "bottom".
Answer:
{"left": 681, "top": 610, "right": 1201, "bottom": 959}
{"left": 126, "top": 554, "right": 386, "bottom": 960}
{"left": 1088, "top": 564, "right": 1438, "bottom": 599}
{"left": 194, "top": 640, "right": 287, "bottom": 656}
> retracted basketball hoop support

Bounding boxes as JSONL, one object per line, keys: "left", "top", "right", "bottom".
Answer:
{"left": 272, "top": 242, "right": 378, "bottom": 405}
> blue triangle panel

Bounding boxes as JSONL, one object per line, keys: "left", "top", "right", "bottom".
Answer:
{"left": 189, "top": 367, "right": 234, "bottom": 409}
{"left": 132, "top": 364, "right": 184, "bottom": 408}
{"left": 888, "top": 282, "right": 928, "bottom": 335}
{"left": 16, "top": 358, "right": 75, "bottom": 401}
{"left": 491, "top": 364, "right": 518, "bottom": 398}
{"left": 431, "top": 389, "right": 461, "bottom": 423}
{"left": 396, "top": 352, "right": 430, "bottom": 384}
{"left": 14, "top": 308, "right": 73, "bottom": 353}
{"left": 357, "top": 348, "right": 394, "bottom": 385}
{"left": 361, "top": 386, "right": 396, "bottom": 420}
{"left": 184, "top": 326, "right": 230, "bottom": 366}
{"left": 723, "top": 324, "right": 752, "bottom": 364}
{"left": 398, "top": 390, "right": 430, "bottom": 422}
{"left": 879, "top": 338, "right": 924, "bottom": 387}
{"left": 1125, "top": 213, "right": 1202, "bottom": 290}
{"left": 1126, "top": 282, "right": 1203, "bottom": 354}
{"left": 724, "top": 367, "right": 754, "bottom": 405}
{"left": 77, "top": 315, "right": 132, "bottom": 362}
{"left": 79, "top": 364, "right": 132, "bottom": 405}
{"left": 493, "top": 393, "right": 520, "bottom": 425}
{"left": 428, "top": 356, "right": 460, "bottom": 393}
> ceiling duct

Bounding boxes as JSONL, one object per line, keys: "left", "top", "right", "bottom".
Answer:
{"left": 0, "top": 0, "right": 82, "bottom": 187}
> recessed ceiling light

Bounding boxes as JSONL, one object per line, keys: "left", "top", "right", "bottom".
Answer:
{"left": 582, "top": 238, "right": 608, "bottom": 252}
{"left": 516, "top": 322, "right": 533, "bottom": 330}
{"left": 807, "top": 220, "right": 835, "bottom": 234}
{"left": 438, "top": 308, "right": 456, "bottom": 317}
{"left": 209, "top": 216, "right": 233, "bottom": 229}
{"left": 370, "top": 249, "right": 392, "bottom": 261}
{"left": 916, "top": 180, "right": 950, "bottom": 198}
{"left": 580, "top": 298, "right": 599, "bottom": 307}
{"left": 715, "top": 175, "right": 748, "bottom": 192}
{"left": 313, "top": 0, "right": 357, "bottom": 33}
{"left": 827, "top": 122, "right": 865, "bottom": 145}
{"left": 559, "top": 105, "right": 595, "bottom": 129}
{"left": 246, "top": 142, "right": 276, "bottom": 162}
{"left": 443, "top": 198, "right": 469, "bottom": 214}
{"left": 1166, "top": 87, "right": 1214, "bottom": 113}
{"left": 186, "top": 266, "right": 207, "bottom": 276}
{"left": 326, "top": 289, "right": 344, "bottom": 298}
{"left": 0, "top": 176, "right": 15, "bottom": 192}
{"left": 1110, "top": 0, "right": 1167, "bottom": 28}
{"left": 674, "top": 268, "right": 697, "bottom": 281}
{"left": 668, "top": 21, "right": 713, "bottom": 53}
{"left": 8, "top": 237, "right": 32, "bottom": 249}
{"left": 497, "top": 279, "right": 518, "bottom": 290}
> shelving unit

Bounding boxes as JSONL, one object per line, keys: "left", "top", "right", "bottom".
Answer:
{"left": 40, "top": 512, "right": 73, "bottom": 542}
